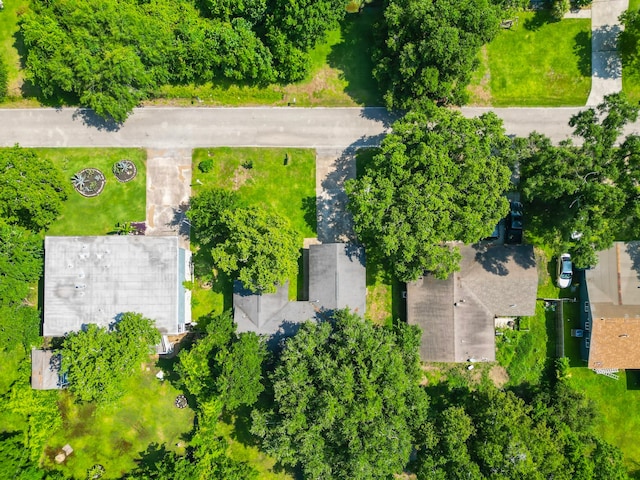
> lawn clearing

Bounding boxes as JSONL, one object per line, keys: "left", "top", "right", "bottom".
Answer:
{"left": 469, "top": 10, "right": 591, "bottom": 106}
{"left": 190, "top": 148, "right": 316, "bottom": 313}
{"left": 43, "top": 365, "right": 194, "bottom": 479}
{"left": 0, "top": 0, "right": 29, "bottom": 99}
{"left": 217, "top": 419, "right": 293, "bottom": 480}
{"left": 622, "top": 0, "right": 640, "bottom": 103}
{"left": 150, "top": 8, "right": 382, "bottom": 107}
{"left": 38, "top": 148, "right": 147, "bottom": 236}
{"left": 496, "top": 247, "right": 556, "bottom": 386}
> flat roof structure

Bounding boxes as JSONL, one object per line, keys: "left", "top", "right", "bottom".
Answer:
{"left": 44, "top": 236, "right": 191, "bottom": 336}
{"left": 31, "top": 349, "right": 64, "bottom": 390}
{"left": 407, "top": 244, "right": 538, "bottom": 362}
{"left": 585, "top": 242, "right": 640, "bottom": 369}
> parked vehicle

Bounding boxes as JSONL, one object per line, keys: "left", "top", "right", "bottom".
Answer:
{"left": 557, "top": 253, "right": 573, "bottom": 288}
{"left": 505, "top": 201, "right": 523, "bottom": 244}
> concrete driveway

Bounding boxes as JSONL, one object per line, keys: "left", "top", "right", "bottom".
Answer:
{"left": 145, "top": 148, "right": 192, "bottom": 249}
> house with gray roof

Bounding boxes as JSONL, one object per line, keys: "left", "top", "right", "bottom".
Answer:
{"left": 407, "top": 244, "right": 538, "bottom": 362}
{"left": 233, "top": 243, "right": 366, "bottom": 336}
{"left": 43, "top": 236, "right": 191, "bottom": 336}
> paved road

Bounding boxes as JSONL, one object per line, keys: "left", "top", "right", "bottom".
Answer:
{"left": 2, "top": 106, "right": 640, "bottom": 149}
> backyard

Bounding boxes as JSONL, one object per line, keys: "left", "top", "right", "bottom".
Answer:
{"left": 39, "top": 148, "right": 147, "bottom": 236}
{"left": 563, "top": 295, "right": 640, "bottom": 477}
{"left": 190, "top": 147, "right": 317, "bottom": 319}
{"left": 468, "top": 10, "right": 591, "bottom": 106}
{"left": 43, "top": 366, "right": 195, "bottom": 479}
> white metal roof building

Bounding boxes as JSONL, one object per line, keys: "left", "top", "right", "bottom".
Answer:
{"left": 43, "top": 236, "right": 191, "bottom": 336}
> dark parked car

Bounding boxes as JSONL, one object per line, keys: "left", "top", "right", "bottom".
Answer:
{"left": 505, "top": 201, "right": 523, "bottom": 244}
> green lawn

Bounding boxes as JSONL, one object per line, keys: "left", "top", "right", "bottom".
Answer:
{"left": 469, "top": 11, "right": 591, "bottom": 106}
{"left": 563, "top": 286, "right": 640, "bottom": 477}
{"left": 38, "top": 148, "right": 147, "bottom": 236}
{"left": 190, "top": 148, "right": 316, "bottom": 316}
{"left": 217, "top": 420, "right": 293, "bottom": 480}
{"left": 151, "top": 8, "right": 382, "bottom": 108}
{"left": 0, "top": 0, "right": 29, "bottom": 100}
{"left": 496, "top": 247, "right": 557, "bottom": 386}
{"left": 622, "top": 0, "right": 640, "bottom": 103}
{"left": 43, "top": 367, "right": 195, "bottom": 479}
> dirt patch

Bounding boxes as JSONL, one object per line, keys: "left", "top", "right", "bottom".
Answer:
{"left": 232, "top": 166, "right": 252, "bottom": 190}
{"left": 489, "top": 365, "right": 509, "bottom": 388}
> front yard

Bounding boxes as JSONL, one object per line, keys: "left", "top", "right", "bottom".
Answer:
{"left": 468, "top": 10, "right": 591, "bottom": 106}
{"left": 190, "top": 147, "right": 317, "bottom": 319}
{"left": 40, "top": 148, "right": 147, "bottom": 236}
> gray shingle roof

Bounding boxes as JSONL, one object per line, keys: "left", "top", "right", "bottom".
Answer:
{"left": 233, "top": 243, "right": 366, "bottom": 336}
{"left": 407, "top": 244, "right": 538, "bottom": 362}
{"left": 44, "top": 236, "right": 190, "bottom": 336}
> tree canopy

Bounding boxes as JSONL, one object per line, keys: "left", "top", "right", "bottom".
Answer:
{"left": 178, "top": 310, "right": 266, "bottom": 411}
{"left": 0, "top": 146, "right": 69, "bottom": 232}
{"left": 0, "top": 221, "right": 43, "bottom": 306}
{"left": 373, "top": 0, "right": 501, "bottom": 109}
{"left": 61, "top": 312, "right": 160, "bottom": 403}
{"left": 520, "top": 93, "right": 640, "bottom": 268}
{"left": 415, "top": 383, "right": 628, "bottom": 480}
{"left": 251, "top": 309, "right": 430, "bottom": 479}
{"left": 20, "top": 0, "right": 346, "bottom": 121}
{"left": 186, "top": 188, "right": 241, "bottom": 247}
{"left": 345, "top": 106, "right": 514, "bottom": 281}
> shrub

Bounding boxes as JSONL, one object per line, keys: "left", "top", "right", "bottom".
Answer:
{"left": 198, "top": 158, "right": 214, "bottom": 173}
{"left": 551, "top": 0, "right": 570, "bottom": 20}
{"left": 573, "top": 0, "right": 591, "bottom": 7}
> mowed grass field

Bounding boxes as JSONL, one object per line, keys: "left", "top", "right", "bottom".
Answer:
{"left": 621, "top": 0, "right": 640, "bottom": 103}
{"left": 0, "top": 0, "right": 29, "bottom": 99}
{"left": 468, "top": 11, "right": 591, "bottom": 106}
{"left": 190, "top": 148, "right": 316, "bottom": 317}
{"left": 43, "top": 367, "right": 195, "bottom": 479}
{"left": 38, "top": 148, "right": 147, "bottom": 236}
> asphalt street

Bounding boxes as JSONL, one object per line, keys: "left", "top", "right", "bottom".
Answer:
{"left": 2, "top": 106, "right": 640, "bottom": 148}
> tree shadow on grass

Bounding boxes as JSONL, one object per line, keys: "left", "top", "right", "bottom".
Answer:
{"left": 573, "top": 30, "right": 592, "bottom": 78}
{"left": 327, "top": 7, "right": 384, "bottom": 106}
{"left": 523, "top": 8, "right": 555, "bottom": 32}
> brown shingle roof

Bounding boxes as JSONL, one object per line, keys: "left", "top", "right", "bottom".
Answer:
{"left": 588, "top": 317, "right": 640, "bottom": 369}
{"left": 407, "top": 244, "right": 538, "bottom": 362}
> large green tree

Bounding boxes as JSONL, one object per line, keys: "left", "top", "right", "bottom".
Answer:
{"left": 61, "top": 312, "right": 160, "bottom": 403}
{"left": 373, "top": 0, "right": 501, "bottom": 109}
{"left": 186, "top": 188, "right": 240, "bottom": 247}
{"left": 0, "top": 222, "right": 43, "bottom": 306}
{"left": 251, "top": 309, "right": 431, "bottom": 479}
{"left": 210, "top": 207, "right": 300, "bottom": 293}
{"left": 0, "top": 147, "right": 68, "bottom": 232}
{"left": 178, "top": 311, "right": 266, "bottom": 411}
{"left": 415, "top": 383, "right": 628, "bottom": 480}
{"left": 346, "top": 106, "right": 514, "bottom": 281}
{"left": 520, "top": 93, "right": 640, "bottom": 268}
{"left": 21, "top": 0, "right": 345, "bottom": 120}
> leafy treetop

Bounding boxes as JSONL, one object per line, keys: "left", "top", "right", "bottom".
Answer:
{"left": 251, "top": 309, "right": 431, "bottom": 479}
{"left": 346, "top": 106, "right": 514, "bottom": 281}
{"left": 61, "top": 312, "right": 160, "bottom": 403}
{"left": 520, "top": 93, "right": 640, "bottom": 268}
{"left": 373, "top": 0, "right": 501, "bottom": 109}
{"left": 0, "top": 146, "right": 69, "bottom": 232}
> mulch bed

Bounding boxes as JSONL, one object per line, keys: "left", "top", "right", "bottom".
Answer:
{"left": 72, "top": 168, "right": 106, "bottom": 197}
{"left": 112, "top": 160, "right": 137, "bottom": 183}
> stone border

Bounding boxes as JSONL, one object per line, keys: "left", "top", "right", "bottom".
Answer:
{"left": 112, "top": 159, "right": 137, "bottom": 183}
{"left": 72, "top": 168, "right": 106, "bottom": 197}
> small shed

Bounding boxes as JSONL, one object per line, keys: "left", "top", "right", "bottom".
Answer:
{"left": 31, "top": 349, "right": 65, "bottom": 390}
